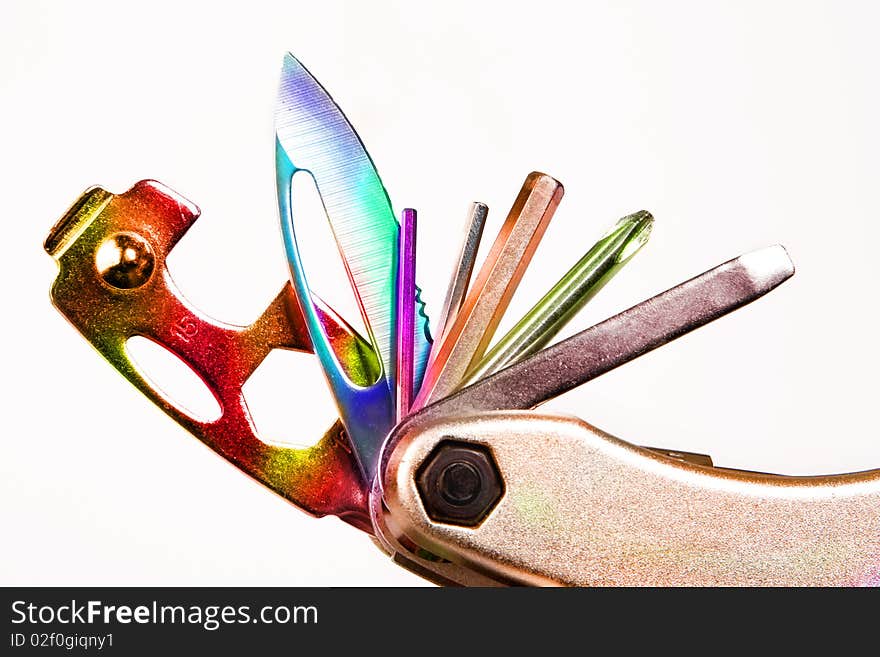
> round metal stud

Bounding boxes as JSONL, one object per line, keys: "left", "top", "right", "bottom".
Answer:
{"left": 95, "top": 232, "right": 155, "bottom": 289}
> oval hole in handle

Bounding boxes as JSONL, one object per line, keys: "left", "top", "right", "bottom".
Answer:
{"left": 125, "top": 336, "right": 223, "bottom": 423}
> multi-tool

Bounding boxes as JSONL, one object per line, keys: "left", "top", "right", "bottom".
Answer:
{"left": 45, "top": 53, "right": 880, "bottom": 586}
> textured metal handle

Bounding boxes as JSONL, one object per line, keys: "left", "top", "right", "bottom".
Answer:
{"left": 385, "top": 411, "right": 880, "bottom": 586}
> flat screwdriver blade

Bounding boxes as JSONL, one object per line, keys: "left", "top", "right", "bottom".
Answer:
{"left": 415, "top": 245, "right": 795, "bottom": 420}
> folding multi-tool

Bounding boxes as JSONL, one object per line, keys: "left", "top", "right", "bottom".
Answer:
{"left": 45, "top": 54, "right": 880, "bottom": 586}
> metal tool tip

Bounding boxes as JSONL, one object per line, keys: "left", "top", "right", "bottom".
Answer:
{"left": 279, "top": 53, "right": 299, "bottom": 79}
{"left": 525, "top": 171, "right": 564, "bottom": 194}
{"left": 738, "top": 244, "right": 795, "bottom": 289}
{"left": 612, "top": 210, "right": 654, "bottom": 263}
{"left": 606, "top": 209, "right": 653, "bottom": 233}
{"left": 628, "top": 209, "right": 654, "bottom": 230}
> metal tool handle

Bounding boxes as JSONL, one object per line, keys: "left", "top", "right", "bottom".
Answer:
{"left": 45, "top": 180, "right": 372, "bottom": 531}
{"left": 417, "top": 245, "right": 795, "bottom": 419}
{"left": 383, "top": 411, "right": 880, "bottom": 586}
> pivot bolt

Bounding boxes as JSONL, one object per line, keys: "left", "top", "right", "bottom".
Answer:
{"left": 416, "top": 440, "right": 504, "bottom": 527}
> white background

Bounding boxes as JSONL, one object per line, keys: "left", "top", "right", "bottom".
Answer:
{"left": 2, "top": 1, "right": 878, "bottom": 586}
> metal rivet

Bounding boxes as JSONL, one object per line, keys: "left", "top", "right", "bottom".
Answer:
{"left": 95, "top": 232, "right": 155, "bottom": 289}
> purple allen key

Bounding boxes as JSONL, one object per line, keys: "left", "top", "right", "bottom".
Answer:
{"left": 396, "top": 208, "right": 418, "bottom": 420}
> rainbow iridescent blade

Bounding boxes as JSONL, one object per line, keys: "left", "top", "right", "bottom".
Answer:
{"left": 275, "top": 53, "right": 431, "bottom": 479}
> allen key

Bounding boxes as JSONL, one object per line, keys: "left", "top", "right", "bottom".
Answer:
{"left": 412, "top": 173, "right": 563, "bottom": 409}
{"left": 395, "top": 208, "right": 418, "bottom": 419}
{"left": 426, "top": 201, "right": 488, "bottom": 363}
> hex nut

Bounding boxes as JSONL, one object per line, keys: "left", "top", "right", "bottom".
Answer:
{"left": 415, "top": 439, "right": 504, "bottom": 527}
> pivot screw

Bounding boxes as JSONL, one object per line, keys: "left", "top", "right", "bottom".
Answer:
{"left": 416, "top": 440, "right": 504, "bottom": 527}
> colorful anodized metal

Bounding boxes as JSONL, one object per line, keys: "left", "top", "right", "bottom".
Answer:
{"left": 275, "top": 53, "right": 431, "bottom": 481}
{"left": 396, "top": 209, "right": 418, "bottom": 420}
{"left": 44, "top": 180, "right": 376, "bottom": 533}
{"left": 47, "top": 52, "right": 871, "bottom": 588}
